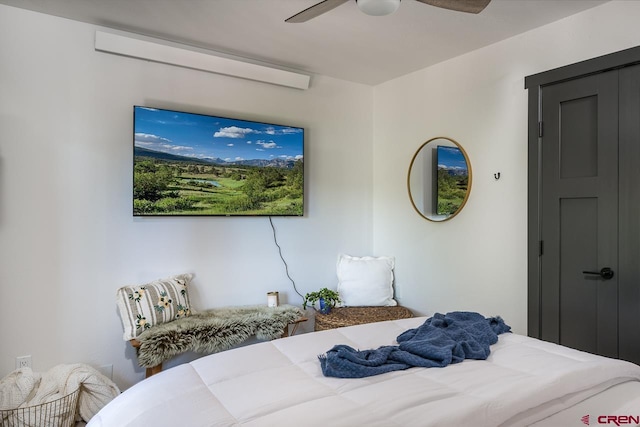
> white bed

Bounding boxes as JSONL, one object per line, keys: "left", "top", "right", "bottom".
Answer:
{"left": 89, "top": 317, "right": 640, "bottom": 426}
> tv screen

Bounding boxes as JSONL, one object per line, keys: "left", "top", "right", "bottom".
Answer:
{"left": 133, "top": 106, "right": 304, "bottom": 216}
{"left": 435, "top": 145, "right": 469, "bottom": 216}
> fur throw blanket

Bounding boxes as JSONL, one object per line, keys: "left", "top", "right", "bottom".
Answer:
{"left": 135, "top": 305, "right": 304, "bottom": 368}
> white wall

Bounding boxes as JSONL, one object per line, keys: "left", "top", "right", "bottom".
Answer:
{"left": 0, "top": 5, "right": 373, "bottom": 388}
{"left": 4, "top": 0, "right": 640, "bottom": 392}
{"left": 373, "top": 0, "right": 640, "bottom": 335}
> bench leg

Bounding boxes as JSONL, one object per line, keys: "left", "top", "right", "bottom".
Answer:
{"left": 132, "top": 339, "right": 163, "bottom": 378}
{"left": 281, "top": 317, "right": 308, "bottom": 338}
{"left": 146, "top": 363, "right": 162, "bottom": 378}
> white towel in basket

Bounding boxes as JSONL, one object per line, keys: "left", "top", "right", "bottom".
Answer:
{"left": 28, "top": 363, "right": 120, "bottom": 422}
{"left": 1, "top": 364, "right": 120, "bottom": 423}
{"left": 0, "top": 367, "right": 42, "bottom": 410}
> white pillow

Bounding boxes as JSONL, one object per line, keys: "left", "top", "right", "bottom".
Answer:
{"left": 336, "top": 254, "right": 397, "bottom": 307}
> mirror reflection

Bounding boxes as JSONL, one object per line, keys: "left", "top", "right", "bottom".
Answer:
{"left": 407, "top": 137, "right": 472, "bottom": 222}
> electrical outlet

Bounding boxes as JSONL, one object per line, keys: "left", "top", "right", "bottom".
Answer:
{"left": 16, "top": 355, "right": 31, "bottom": 370}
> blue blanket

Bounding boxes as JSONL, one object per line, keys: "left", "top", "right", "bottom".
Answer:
{"left": 318, "top": 311, "right": 511, "bottom": 378}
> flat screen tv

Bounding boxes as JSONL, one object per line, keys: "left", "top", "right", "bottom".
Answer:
{"left": 435, "top": 145, "right": 469, "bottom": 216}
{"left": 133, "top": 106, "right": 304, "bottom": 216}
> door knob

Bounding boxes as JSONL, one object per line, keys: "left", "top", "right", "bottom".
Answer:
{"left": 582, "top": 267, "right": 614, "bottom": 280}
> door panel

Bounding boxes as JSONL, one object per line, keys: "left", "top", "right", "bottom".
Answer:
{"left": 560, "top": 96, "right": 598, "bottom": 179}
{"left": 619, "top": 64, "right": 640, "bottom": 365}
{"left": 559, "top": 198, "right": 598, "bottom": 353}
{"left": 540, "top": 71, "right": 619, "bottom": 358}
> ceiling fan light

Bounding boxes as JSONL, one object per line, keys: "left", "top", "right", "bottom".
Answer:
{"left": 356, "top": 0, "right": 401, "bottom": 16}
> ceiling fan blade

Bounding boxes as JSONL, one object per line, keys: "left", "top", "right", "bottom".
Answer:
{"left": 416, "top": 0, "right": 491, "bottom": 14}
{"left": 285, "top": 0, "right": 351, "bottom": 23}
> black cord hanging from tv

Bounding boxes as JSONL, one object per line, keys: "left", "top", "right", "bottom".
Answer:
{"left": 269, "top": 217, "right": 304, "bottom": 301}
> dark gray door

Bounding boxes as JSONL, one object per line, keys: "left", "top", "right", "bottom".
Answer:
{"left": 618, "top": 64, "right": 640, "bottom": 364}
{"left": 528, "top": 47, "right": 640, "bottom": 365}
{"left": 539, "top": 71, "right": 619, "bottom": 358}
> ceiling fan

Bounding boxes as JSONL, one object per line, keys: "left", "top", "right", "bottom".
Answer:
{"left": 285, "top": 0, "right": 491, "bottom": 23}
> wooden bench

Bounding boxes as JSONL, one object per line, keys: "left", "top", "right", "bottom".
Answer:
{"left": 129, "top": 307, "right": 308, "bottom": 378}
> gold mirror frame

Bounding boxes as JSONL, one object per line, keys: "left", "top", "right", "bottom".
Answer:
{"left": 407, "top": 137, "right": 472, "bottom": 222}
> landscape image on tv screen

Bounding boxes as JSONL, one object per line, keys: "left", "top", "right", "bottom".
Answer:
{"left": 133, "top": 106, "right": 304, "bottom": 216}
{"left": 436, "top": 145, "right": 468, "bottom": 216}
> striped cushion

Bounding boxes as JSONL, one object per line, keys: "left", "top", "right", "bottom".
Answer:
{"left": 116, "top": 274, "right": 193, "bottom": 340}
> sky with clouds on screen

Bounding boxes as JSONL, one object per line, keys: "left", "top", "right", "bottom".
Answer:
{"left": 134, "top": 106, "right": 303, "bottom": 163}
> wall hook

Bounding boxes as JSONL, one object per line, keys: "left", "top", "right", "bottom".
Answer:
{"left": 494, "top": 172, "right": 501, "bottom": 180}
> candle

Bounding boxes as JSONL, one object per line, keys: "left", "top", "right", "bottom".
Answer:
{"left": 267, "top": 291, "right": 279, "bottom": 307}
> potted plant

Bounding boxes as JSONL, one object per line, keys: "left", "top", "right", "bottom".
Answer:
{"left": 302, "top": 288, "right": 341, "bottom": 314}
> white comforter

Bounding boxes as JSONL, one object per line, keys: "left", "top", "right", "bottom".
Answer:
{"left": 89, "top": 317, "right": 640, "bottom": 427}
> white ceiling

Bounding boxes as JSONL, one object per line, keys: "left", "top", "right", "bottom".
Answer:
{"left": 0, "top": 0, "right": 609, "bottom": 85}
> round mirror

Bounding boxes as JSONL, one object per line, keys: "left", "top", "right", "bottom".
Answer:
{"left": 407, "top": 137, "right": 472, "bottom": 222}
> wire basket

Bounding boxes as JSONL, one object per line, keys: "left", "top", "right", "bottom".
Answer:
{"left": 0, "top": 388, "right": 79, "bottom": 427}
